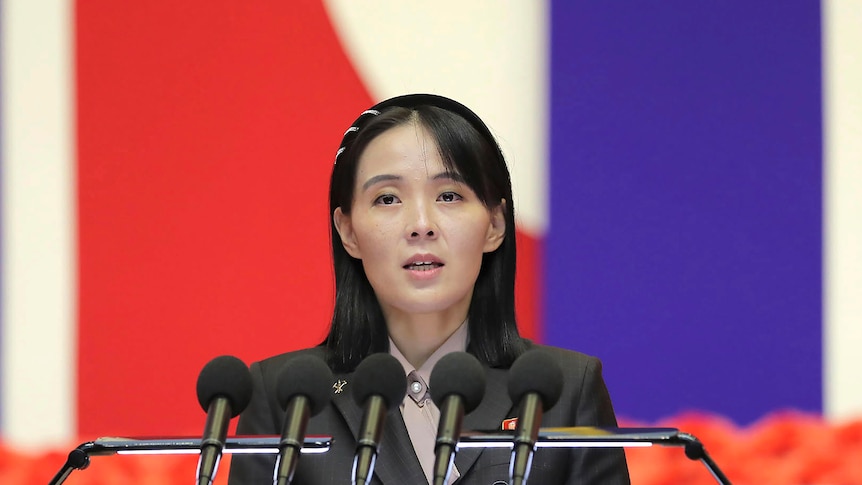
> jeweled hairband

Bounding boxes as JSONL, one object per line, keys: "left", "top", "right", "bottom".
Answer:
{"left": 334, "top": 109, "right": 380, "bottom": 164}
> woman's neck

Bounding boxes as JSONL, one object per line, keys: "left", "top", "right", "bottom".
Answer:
{"left": 385, "top": 313, "right": 466, "bottom": 369}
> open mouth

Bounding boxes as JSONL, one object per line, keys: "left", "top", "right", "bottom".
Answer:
{"left": 403, "top": 261, "right": 444, "bottom": 271}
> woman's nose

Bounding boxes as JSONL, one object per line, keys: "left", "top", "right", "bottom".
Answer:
{"left": 406, "top": 203, "right": 437, "bottom": 239}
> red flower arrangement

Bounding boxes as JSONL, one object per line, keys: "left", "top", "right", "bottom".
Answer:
{"left": 622, "top": 411, "right": 862, "bottom": 484}
{"left": 4, "top": 412, "right": 861, "bottom": 484}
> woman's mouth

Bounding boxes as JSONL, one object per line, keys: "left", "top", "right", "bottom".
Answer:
{"left": 404, "top": 261, "right": 444, "bottom": 271}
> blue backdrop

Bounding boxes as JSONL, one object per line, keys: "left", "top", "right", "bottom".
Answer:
{"left": 546, "top": 1, "right": 822, "bottom": 424}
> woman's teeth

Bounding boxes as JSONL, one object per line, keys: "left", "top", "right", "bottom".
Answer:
{"left": 405, "top": 262, "right": 441, "bottom": 271}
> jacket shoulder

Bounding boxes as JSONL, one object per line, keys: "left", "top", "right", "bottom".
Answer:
{"left": 522, "top": 340, "right": 601, "bottom": 364}
{"left": 252, "top": 346, "right": 332, "bottom": 378}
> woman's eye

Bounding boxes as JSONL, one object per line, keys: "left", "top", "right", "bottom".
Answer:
{"left": 375, "top": 194, "right": 399, "bottom": 205}
{"left": 438, "top": 192, "right": 462, "bottom": 202}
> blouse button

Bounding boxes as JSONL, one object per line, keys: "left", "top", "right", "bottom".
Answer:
{"left": 410, "top": 381, "right": 423, "bottom": 394}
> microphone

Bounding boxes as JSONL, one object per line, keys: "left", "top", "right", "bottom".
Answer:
{"left": 350, "top": 353, "right": 407, "bottom": 485}
{"left": 273, "top": 355, "right": 334, "bottom": 485}
{"left": 507, "top": 350, "right": 564, "bottom": 485}
{"left": 429, "top": 352, "right": 486, "bottom": 485}
{"left": 195, "top": 355, "right": 253, "bottom": 485}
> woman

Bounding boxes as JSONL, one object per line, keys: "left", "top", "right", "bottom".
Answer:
{"left": 229, "top": 94, "right": 630, "bottom": 484}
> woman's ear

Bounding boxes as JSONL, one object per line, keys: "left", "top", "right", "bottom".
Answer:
{"left": 483, "top": 199, "right": 507, "bottom": 253}
{"left": 333, "top": 207, "right": 362, "bottom": 259}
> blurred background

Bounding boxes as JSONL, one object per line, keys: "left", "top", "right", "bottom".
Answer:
{"left": 2, "top": 0, "right": 860, "bottom": 483}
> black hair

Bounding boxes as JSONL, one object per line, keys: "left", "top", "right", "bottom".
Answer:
{"left": 323, "top": 94, "right": 525, "bottom": 372}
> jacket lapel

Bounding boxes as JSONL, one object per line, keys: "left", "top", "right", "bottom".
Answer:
{"left": 330, "top": 371, "right": 361, "bottom": 435}
{"left": 373, "top": 409, "right": 428, "bottom": 484}
{"left": 453, "top": 366, "right": 514, "bottom": 478}
{"left": 330, "top": 371, "right": 426, "bottom": 485}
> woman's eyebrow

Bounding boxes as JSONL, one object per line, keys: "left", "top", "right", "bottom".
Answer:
{"left": 361, "top": 174, "right": 401, "bottom": 191}
{"left": 361, "top": 172, "right": 465, "bottom": 191}
{"left": 432, "top": 172, "right": 466, "bottom": 184}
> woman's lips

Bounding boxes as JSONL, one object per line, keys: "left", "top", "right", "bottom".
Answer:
{"left": 403, "top": 254, "right": 444, "bottom": 279}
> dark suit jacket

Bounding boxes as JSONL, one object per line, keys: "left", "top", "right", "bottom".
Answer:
{"left": 228, "top": 342, "right": 630, "bottom": 484}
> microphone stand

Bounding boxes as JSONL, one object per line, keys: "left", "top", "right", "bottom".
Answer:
{"left": 49, "top": 447, "right": 90, "bottom": 485}
{"left": 678, "top": 432, "right": 732, "bottom": 485}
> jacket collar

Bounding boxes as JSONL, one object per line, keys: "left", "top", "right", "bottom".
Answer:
{"left": 330, "top": 364, "right": 514, "bottom": 484}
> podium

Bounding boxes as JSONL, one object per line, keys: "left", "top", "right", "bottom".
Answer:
{"left": 48, "top": 436, "right": 332, "bottom": 485}
{"left": 49, "top": 427, "right": 731, "bottom": 484}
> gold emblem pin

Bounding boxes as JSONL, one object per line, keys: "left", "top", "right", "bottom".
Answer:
{"left": 333, "top": 379, "right": 347, "bottom": 394}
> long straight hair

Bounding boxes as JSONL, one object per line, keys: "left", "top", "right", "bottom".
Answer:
{"left": 323, "top": 95, "right": 524, "bottom": 372}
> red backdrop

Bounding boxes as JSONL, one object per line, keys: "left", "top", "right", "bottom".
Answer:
{"left": 76, "top": 0, "right": 540, "bottom": 438}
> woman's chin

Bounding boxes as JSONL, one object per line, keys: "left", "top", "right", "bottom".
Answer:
{"left": 381, "top": 296, "right": 472, "bottom": 321}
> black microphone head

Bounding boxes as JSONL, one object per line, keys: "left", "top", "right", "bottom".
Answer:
{"left": 352, "top": 353, "right": 407, "bottom": 410}
{"left": 507, "top": 350, "right": 564, "bottom": 410}
{"left": 429, "top": 352, "right": 486, "bottom": 413}
{"left": 275, "top": 354, "right": 334, "bottom": 416}
{"left": 196, "top": 355, "right": 253, "bottom": 417}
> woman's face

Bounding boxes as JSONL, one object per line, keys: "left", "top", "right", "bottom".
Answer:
{"left": 333, "top": 122, "right": 505, "bottom": 325}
